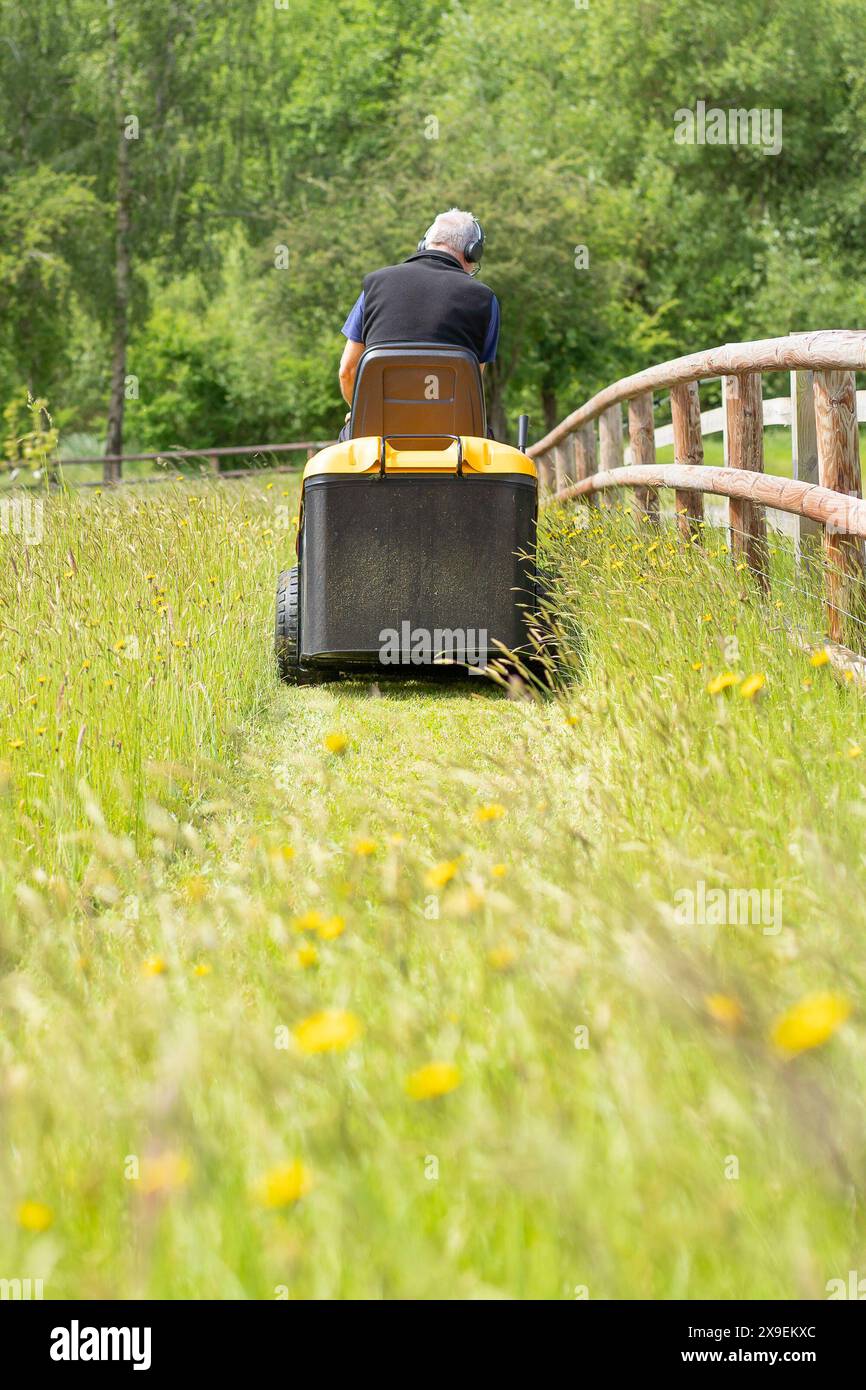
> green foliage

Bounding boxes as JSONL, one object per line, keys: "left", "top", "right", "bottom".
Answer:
{"left": 2, "top": 388, "right": 58, "bottom": 471}
{"left": 127, "top": 247, "right": 343, "bottom": 449}
{"left": 1, "top": 0, "right": 866, "bottom": 447}
{"left": 0, "top": 167, "right": 105, "bottom": 401}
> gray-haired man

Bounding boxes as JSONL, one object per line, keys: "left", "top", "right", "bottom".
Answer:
{"left": 337, "top": 208, "right": 500, "bottom": 420}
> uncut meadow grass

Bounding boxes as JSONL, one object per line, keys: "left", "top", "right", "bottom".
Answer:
{"left": 1, "top": 480, "right": 865, "bottom": 1298}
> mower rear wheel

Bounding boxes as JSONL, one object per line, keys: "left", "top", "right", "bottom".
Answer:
{"left": 275, "top": 567, "right": 336, "bottom": 685}
{"left": 275, "top": 567, "right": 303, "bottom": 683}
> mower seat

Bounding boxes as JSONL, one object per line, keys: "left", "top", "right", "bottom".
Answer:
{"left": 348, "top": 343, "right": 486, "bottom": 442}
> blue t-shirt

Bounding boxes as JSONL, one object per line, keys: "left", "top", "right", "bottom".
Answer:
{"left": 341, "top": 290, "right": 501, "bottom": 364}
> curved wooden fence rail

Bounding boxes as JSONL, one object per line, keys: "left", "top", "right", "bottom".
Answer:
{"left": 530, "top": 330, "right": 866, "bottom": 644}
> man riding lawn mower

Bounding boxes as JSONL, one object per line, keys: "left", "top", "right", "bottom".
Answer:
{"left": 274, "top": 210, "right": 551, "bottom": 684}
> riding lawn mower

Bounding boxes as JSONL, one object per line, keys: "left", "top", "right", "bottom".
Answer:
{"left": 275, "top": 343, "right": 550, "bottom": 683}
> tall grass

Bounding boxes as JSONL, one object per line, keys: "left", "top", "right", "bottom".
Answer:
{"left": 1, "top": 482, "right": 865, "bottom": 1298}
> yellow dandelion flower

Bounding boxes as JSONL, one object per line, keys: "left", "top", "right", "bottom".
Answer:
{"left": 706, "top": 672, "right": 739, "bottom": 695}
{"left": 182, "top": 874, "right": 208, "bottom": 903}
{"left": 389, "top": 833, "right": 405, "bottom": 845}
{"left": 295, "top": 943, "right": 319, "bottom": 969}
{"left": 324, "top": 732, "right": 348, "bottom": 754}
{"left": 844, "top": 670, "right": 855, "bottom": 683}
{"left": 253, "top": 1160, "right": 312, "bottom": 1208}
{"left": 847, "top": 744, "right": 862, "bottom": 759}
{"left": 293, "top": 1009, "right": 362, "bottom": 1054}
{"left": 802, "top": 678, "right": 813, "bottom": 691}
{"left": 8, "top": 739, "right": 23, "bottom": 750}
{"left": 490, "top": 862, "right": 508, "bottom": 878}
{"left": 691, "top": 661, "right": 703, "bottom": 671}
{"left": 142, "top": 955, "right": 166, "bottom": 976}
{"left": 275, "top": 844, "right": 295, "bottom": 861}
{"left": 475, "top": 802, "right": 506, "bottom": 823}
{"left": 352, "top": 838, "right": 377, "bottom": 857}
{"left": 425, "top": 859, "right": 460, "bottom": 890}
{"left": 16, "top": 1200, "right": 53, "bottom": 1233}
{"left": 740, "top": 673, "right": 766, "bottom": 700}
{"left": 705, "top": 994, "right": 743, "bottom": 1028}
{"left": 488, "top": 944, "right": 519, "bottom": 971}
{"left": 139, "top": 1151, "right": 191, "bottom": 1195}
{"left": 193, "top": 962, "right": 212, "bottom": 977}
{"left": 810, "top": 649, "right": 830, "bottom": 667}
{"left": 36, "top": 675, "right": 47, "bottom": 685}
{"left": 293, "top": 910, "right": 324, "bottom": 933}
{"left": 318, "top": 915, "right": 345, "bottom": 941}
{"left": 771, "top": 992, "right": 851, "bottom": 1056}
{"left": 702, "top": 613, "right": 712, "bottom": 623}
{"left": 405, "top": 1061, "right": 462, "bottom": 1101}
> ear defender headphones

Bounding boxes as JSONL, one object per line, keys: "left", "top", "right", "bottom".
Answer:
{"left": 417, "top": 217, "right": 485, "bottom": 266}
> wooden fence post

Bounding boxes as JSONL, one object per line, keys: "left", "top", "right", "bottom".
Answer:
{"left": 627, "top": 391, "right": 659, "bottom": 524}
{"left": 103, "top": 455, "right": 120, "bottom": 485}
{"left": 599, "top": 404, "right": 624, "bottom": 469}
{"left": 209, "top": 453, "right": 220, "bottom": 475}
{"left": 574, "top": 422, "right": 597, "bottom": 508}
{"left": 554, "top": 437, "right": 576, "bottom": 494}
{"left": 813, "top": 369, "right": 865, "bottom": 644}
{"left": 550, "top": 443, "right": 562, "bottom": 493}
{"left": 723, "top": 372, "right": 769, "bottom": 590}
{"left": 599, "top": 405, "right": 623, "bottom": 511}
{"left": 670, "top": 381, "right": 704, "bottom": 541}
{"left": 535, "top": 451, "right": 556, "bottom": 497}
{"left": 791, "top": 370, "right": 821, "bottom": 564}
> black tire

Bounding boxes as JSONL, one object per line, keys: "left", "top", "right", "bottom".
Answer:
{"left": 275, "top": 567, "right": 336, "bottom": 685}
{"left": 275, "top": 566, "right": 302, "bottom": 683}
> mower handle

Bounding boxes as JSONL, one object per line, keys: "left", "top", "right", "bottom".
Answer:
{"left": 378, "top": 434, "right": 464, "bottom": 478}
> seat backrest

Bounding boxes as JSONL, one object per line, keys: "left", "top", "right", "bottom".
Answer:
{"left": 349, "top": 344, "right": 486, "bottom": 441}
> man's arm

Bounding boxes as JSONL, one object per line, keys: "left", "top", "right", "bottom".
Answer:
{"left": 339, "top": 291, "right": 366, "bottom": 405}
{"left": 339, "top": 338, "right": 365, "bottom": 405}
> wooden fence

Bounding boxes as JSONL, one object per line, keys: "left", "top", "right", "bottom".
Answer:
{"left": 530, "top": 330, "right": 866, "bottom": 645}
{"left": 5, "top": 439, "right": 339, "bottom": 488}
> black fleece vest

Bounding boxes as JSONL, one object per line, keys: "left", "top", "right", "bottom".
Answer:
{"left": 361, "top": 250, "right": 494, "bottom": 360}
